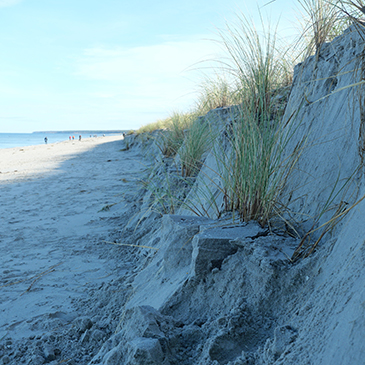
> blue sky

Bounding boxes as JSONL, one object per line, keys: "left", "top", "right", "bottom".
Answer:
{"left": 0, "top": 0, "right": 297, "bottom": 133}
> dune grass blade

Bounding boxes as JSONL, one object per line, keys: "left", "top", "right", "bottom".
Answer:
{"left": 218, "top": 11, "right": 291, "bottom": 116}
{"left": 332, "top": 1, "right": 365, "bottom": 37}
{"left": 136, "top": 118, "right": 169, "bottom": 135}
{"left": 210, "top": 12, "right": 298, "bottom": 226}
{"left": 297, "top": 0, "right": 346, "bottom": 57}
{"left": 157, "top": 112, "right": 194, "bottom": 157}
{"left": 212, "top": 108, "right": 302, "bottom": 227}
{"left": 179, "top": 117, "right": 218, "bottom": 177}
{"left": 195, "top": 74, "right": 238, "bottom": 115}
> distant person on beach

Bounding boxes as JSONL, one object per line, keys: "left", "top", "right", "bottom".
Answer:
{"left": 79, "top": 135, "right": 82, "bottom": 141}
{"left": 44, "top": 137, "right": 48, "bottom": 144}
{"left": 69, "top": 136, "right": 71, "bottom": 140}
{"left": 72, "top": 136, "right": 75, "bottom": 140}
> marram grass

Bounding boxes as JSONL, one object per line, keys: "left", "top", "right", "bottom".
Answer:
{"left": 195, "top": 74, "right": 238, "bottom": 115}
{"left": 136, "top": 2, "right": 365, "bottom": 259}
{"left": 179, "top": 116, "right": 218, "bottom": 177}
{"left": 297, "top": 0, "right": 346, "bottom": 57}
{"left": 157, "top": 112, "right": 194, "bottom": 157}
{"left": 136, "top": 118, "right": 169, "bottom": 135}
{"left": 207, "top": 11, "right": 298, "bottom": 226}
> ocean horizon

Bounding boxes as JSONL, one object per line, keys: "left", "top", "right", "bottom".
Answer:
{"left": 0, "top": 131, "right": 124, "bottom": 150}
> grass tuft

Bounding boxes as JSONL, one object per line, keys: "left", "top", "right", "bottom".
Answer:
{"left": 297, "top": 0, "right": 348, "bottom": 57}
{"left": 179, "top": 116, "right": 217, "bottom": 177}
{"left": 157, "top": 112, "right": 194, "bottom": 157}
{"left": 206, "top": 11, "right": 298, "bottom": 226}
{"left": 218, "top": 11, "right": 292, "bottom": 119}
{"left": 195, "top": 74, "right": 238, "bottom": 115}
{"left": 136, "top": 119, "right": 169, "bottom": 135}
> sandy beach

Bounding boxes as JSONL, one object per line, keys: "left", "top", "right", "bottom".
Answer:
{"left": 2, "top": 11, "right": 365, "bottom": 365}
{"left": 0, "top": 136, "right": 148, "bottom": 362}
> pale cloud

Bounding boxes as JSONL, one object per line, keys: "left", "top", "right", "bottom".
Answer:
{"left": 74, "top": 36, "right": 222, "bottom": 114}
{"left": 76, "top": 39, "right": 220, "bottom": 82}
{"left": 0, "top": 36, "right": 224, "bottom": 132}
{"left": 0, "top": 0, "right": 22, "bottom": 7}
{"left": 90, "top": 92, "right": 116, "bottom": 99}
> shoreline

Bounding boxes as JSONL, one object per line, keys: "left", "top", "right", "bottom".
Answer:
{"left": 0, "top": 133, "right": 124, "bottom": 151}
{"left": 0, "top": 135, "right": 125, "bottom": 182}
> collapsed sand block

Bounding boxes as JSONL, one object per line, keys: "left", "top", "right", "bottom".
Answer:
{"left": 163, "top": 230, "right": 300, "bottom": 321}
{"left": 162, "top": 215, "right": 215, "bottom": 272}
{"left": 125, "top": 337, "right": 163, "bottom": 365}
{"left": 125, "top": 215, "right": 214, "bottom": 310}
{"left": 121, "top": 306, "right": 167, "bottom": 340}
{"left": 190, "top": 222, "right": 266, "bottom": 278}
{"left": 95, "top": 236, "right": 301, "bottom": 364}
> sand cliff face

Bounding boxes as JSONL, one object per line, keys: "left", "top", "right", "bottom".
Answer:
{"left": 89, "top": 26, "right": 365, "bottom": 364}
{"left": 1, "top": 26, "right": 365, "bottom": 365}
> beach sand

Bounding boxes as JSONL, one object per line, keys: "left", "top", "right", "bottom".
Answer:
{"left": 0, "top": 136, "right": 146, "bottom": 347}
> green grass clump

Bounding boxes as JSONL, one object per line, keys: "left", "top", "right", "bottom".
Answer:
{"left": 179, "top": 116, "right": 217, "bottom": 177}
{"left": 219, "top": 12, "right": 292, "bottom": 119}
{"left": 142, "top": 11, "right": 297, "bottom": 225}
{"left": 215, "top": 107, "right": 301, "bottom": 226}
{"left": 208, "top": 12, "right": 298, "bottom": 226}
{"left": 136, "top": 118, "right": 169, "bottom": 135}
{"left": 195, "top": 74, "right": 238, "bottom": 115}
{"left": 157, "top": 112, "right": 194, "bottom": 157}
{"left": 177, "top": 74, "right": 238, "bottom": 177}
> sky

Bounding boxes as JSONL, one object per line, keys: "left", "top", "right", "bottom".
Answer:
{"left": 0, "top": 0, "right": 298, "bottom": 133}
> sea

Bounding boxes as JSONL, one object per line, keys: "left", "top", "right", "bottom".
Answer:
{"left": 0, "top": 132, "right": 124, "bottom": 150}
